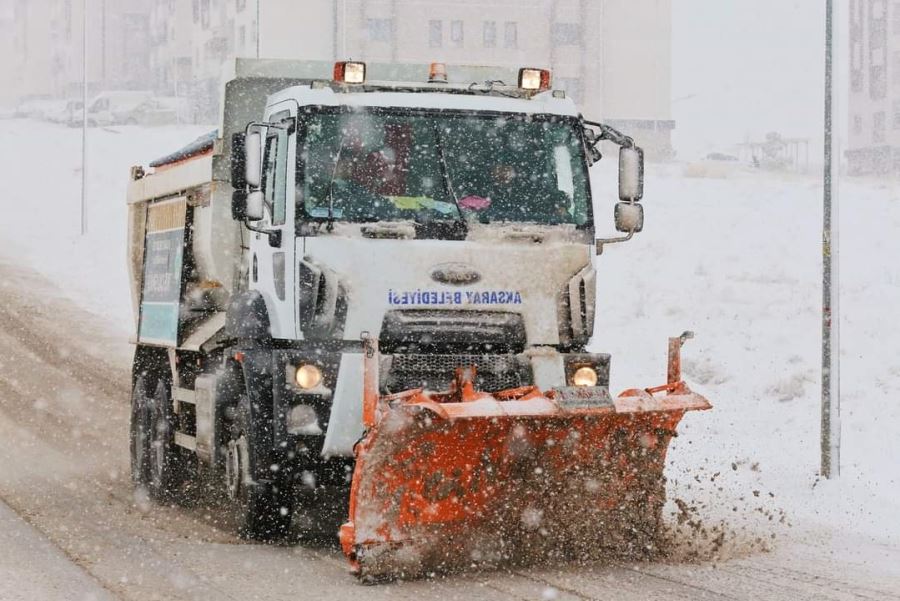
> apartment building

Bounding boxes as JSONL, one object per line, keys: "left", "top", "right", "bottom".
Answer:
{"left": 6, "top": 0, "right": 672, "bottom": 154}
{"left": 0, "top": 1, "right": 22, "bottom": 106}
{"left": 847, "top": 0, "right": 900, "bottom": 175}
{"left": 1, "top": 0, "right": 152, "bottom": 102}
{"left": 1, "top": 0, "right": 55, "bottom": 102}
{"left": 158, "top": 0, "right": 672, "bottom": 156}
{"left": 335, "top": 0, "right": 673, "bottom": 155}
{"left": 149, "top": 0, "right": 194, "bottom": 97}
{"left": 52, "top": 0, "right": 152, "bottom": 98}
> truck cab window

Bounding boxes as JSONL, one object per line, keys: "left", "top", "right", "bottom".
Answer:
{"left": 262, "top": 128, "right": 288, "bottom": 225}
{"left": 298, "top": 110, "right": 590, "bottom": 227}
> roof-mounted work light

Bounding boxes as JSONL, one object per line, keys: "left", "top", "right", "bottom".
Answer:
{"left": 518, "top": 67, "right": 551, "bottom": 92}
{"left": 428, "top": 62, "right": 448, "bottom": 83}
{"left": 333, "top": 61, "right": 366, "bottom": 84}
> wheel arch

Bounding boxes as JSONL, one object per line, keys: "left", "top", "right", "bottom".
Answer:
{"left": 131, "top": 344, "right": 170, "bottom": 390}
{"left": 225, "top": 290, "right": 272, "bottom": 344}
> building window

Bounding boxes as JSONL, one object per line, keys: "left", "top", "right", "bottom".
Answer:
{"left": 239, "top": 25, "right": 246, "bottom": 50}
{"left": 551, "top": 23, "right": 581, "bottom": 46}
{"left": 429, "top": 20, "right": 442, "bottom": 48}
{"left": 870, "top": 0, "right": 888, "bottom": 99}
{"left": 367, "top": 18, "right": 393, "bottom": 42}
{"left": 450, "top": 20, "right": 464, "bottom": 47}
{"left": 237, "top": 0, "right": 246, "bottom": 11}
{"left": 483, "top": 21, "right": 496, "bottom": 47}
{"left": 853, "top": 114, "right": 863, "bottom": 134}
{"left": 893, "top": 51, "right": 900, "bottom": 86}
{"left": 504, "top": 21, "right": 517, "bottom": 49}
{"left": 64, "top": 0, "right": 72, "bottom": 40}
{"left": 894, "top": 2, "right": 900, "bottom": 33}
{"left": 893, "top": 101, "right": 900, "bottom": 130}
{"left": 874, "top": 111, "right": 886, "bottom": 143}
{"left": 871, "top": 64, "right": 887, "bottom": 99}
{"left": 192, "top": 0, "right": 199, "bottom": 24}
{"left": 200, "top": 0, "right": 210, "bottom": 29}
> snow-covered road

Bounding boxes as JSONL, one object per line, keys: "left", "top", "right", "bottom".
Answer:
{"left": 0, "top": 498, "right": 116, "bottom": 601}
{"left": 0, "top": 260, "right": 897, "bottom": 600}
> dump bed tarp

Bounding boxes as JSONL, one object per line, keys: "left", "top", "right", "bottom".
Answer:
{"left": 149, "top": 130, "right": 217, "bottom": 168}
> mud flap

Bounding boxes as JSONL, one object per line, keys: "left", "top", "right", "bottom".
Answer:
{"left": 339, "top": 334, "right": 710, "bottom": 580}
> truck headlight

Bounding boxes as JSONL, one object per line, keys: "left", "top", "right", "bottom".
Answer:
{"left": 295, "top": 364, "right": 323, "bottom": 389}
{"left": 572, "top": 366, "right": 598, "bottom": 387}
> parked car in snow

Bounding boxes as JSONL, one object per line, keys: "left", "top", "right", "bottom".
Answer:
{"left": 48, "top": 99, "right": 85, "bottom": 126}
{"left": 15, "top": 98, "right": 63, "bottom": 120}
{"left": 124, "top": 96, "right": 190, "bottom": 126}
{"left": 86, "top": 91, "right": 154, "bottom": 126}
{"left": 705, "top": 152, "right": 740, "bottom": 162}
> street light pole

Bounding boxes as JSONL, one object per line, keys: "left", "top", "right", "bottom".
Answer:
{"left": 821, "top": 0, "right": 840, "bottom": 479}
{"left": 81, "top": 0, "right": 88, "bottom": 236}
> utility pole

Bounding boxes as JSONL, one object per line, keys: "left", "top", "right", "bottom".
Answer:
{"left": 821, "top": 0, "right": 840, "bottom": 479}
{"left": 81, "top": 0, "right": 88, "bottom": 236}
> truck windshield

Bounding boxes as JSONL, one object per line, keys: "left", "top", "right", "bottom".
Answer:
{"left": 298, "top": 109, "right": 591, "bottom": 227}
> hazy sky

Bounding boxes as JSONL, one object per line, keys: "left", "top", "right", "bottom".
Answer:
{"left": 672, "top": 1, "right": 834, "bottom": 159}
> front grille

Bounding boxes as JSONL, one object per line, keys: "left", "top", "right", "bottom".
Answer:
{"left": 381, "top": 354, "right": 532, "bottom": 394}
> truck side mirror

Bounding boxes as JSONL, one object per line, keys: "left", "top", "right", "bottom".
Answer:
{"left": 246, "top": 190, "right": 265, "bottom": 221}
{"left": 231, "top": 132, "right": 246, "bottom": 189}
{"left": 245, "top": 131, "right": 263, "bottom": 189}
{"left": 618, "top": 146, "right": 644, "bottom": 201}
{"left": 614, "top": 202, "right": 643, "bottom": 233}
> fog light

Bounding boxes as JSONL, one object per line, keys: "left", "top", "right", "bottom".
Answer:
{"left": 295, "top": 364, "right": 322, "bottom": 389}
{"left": 287, "top": 404, "right": 322, "bottom": 436}
{"left": 572, "top": 366, "right": 598, "bottom": 387}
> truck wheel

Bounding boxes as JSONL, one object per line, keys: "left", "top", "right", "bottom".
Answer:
{"left": 146, "top": 379, "right": 191, "bottom": 502}
{"left": 225, "top": 426, "right": 294, "bottom": 541}
{"left": 130, "top": 374, "right": 154, "bottom": 488}
{"left": 130, "top": 372, "right": 190, "bottom": 503}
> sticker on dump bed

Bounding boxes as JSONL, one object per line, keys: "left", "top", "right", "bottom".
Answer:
{"left": 138, "top": 198, "right": 187, "bottom": 347}
{"left": 387, "top": 289, "right": 523, "bottom": 306}
{"left": 554, "top": 386, "right": 614, "bottom": 410}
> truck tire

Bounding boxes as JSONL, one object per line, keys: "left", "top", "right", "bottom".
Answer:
{"left": 130, "top": 373, "right": 154, "bottom": 488}
{"left": 130, "top": 371, "right": 191, "bottom": 503}
{"left": 225, "top": 401, "right": 294, "bottom": 541}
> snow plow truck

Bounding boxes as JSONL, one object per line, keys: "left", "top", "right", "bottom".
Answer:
{"left": 126, "top": 58, "right": 710, "bottom": 580}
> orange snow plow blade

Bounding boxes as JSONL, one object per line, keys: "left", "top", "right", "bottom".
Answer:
{"left": 340, "top": 334, "right": 711, "bottom": 580}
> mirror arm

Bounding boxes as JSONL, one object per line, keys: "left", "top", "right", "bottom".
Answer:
{"left": 583, "top": 120, "right": 636, "bottom": 149}
{"left": 242, "top": 219, "right": 282, "bottom": 248}
{"left": 595, "top": 230, "right": 634, "bottom": 255}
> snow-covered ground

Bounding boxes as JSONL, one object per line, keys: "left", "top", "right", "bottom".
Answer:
{"left": 0, "top": 119, "right": 211, "bottom": 329}
{"left": 0, "top": 118, "right": 897, "bottom": 554}
{"left": 591, "top": 159, "right": 900, "bottom": 550}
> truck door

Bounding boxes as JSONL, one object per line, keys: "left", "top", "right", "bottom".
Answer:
{"left": 249, "top": 107, "right": 297, "bottom": 339}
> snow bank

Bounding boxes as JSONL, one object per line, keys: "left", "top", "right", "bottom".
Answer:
{"left": 0, "top": 119, "right": 211, "bottom": 332}
{"left": 590, "top": 159, "right": 900, "bottom": 548}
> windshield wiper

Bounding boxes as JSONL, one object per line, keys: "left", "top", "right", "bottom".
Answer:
{"left": 324, "top": 132, "right": 347, "bottom": 232}
{"left": 432, "top": 122, "right": 468, "bottom": 235}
